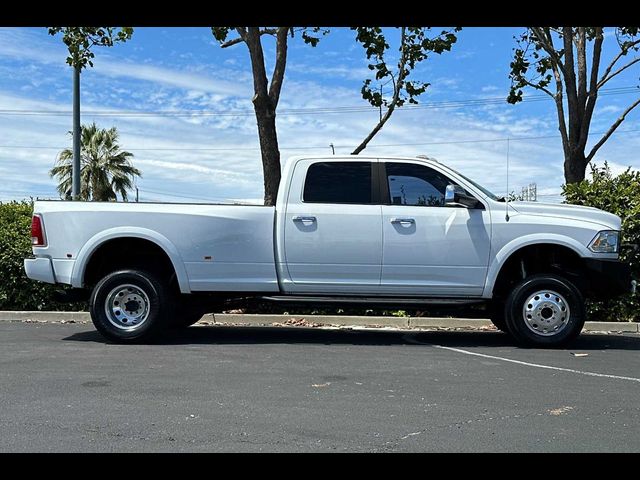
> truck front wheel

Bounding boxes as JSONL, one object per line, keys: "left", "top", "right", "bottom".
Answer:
{"left": 504, "top": 274, "right": 585, "bottom": 347}
{"left": 89, "top": 269, "right": 173, "bottom": 343}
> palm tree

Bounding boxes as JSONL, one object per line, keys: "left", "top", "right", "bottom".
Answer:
{"left": 50, "top": 123, "right": 141, "bottom": 201}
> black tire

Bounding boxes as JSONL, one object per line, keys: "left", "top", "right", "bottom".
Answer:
{"left": 504, "top": 274, "right": 585, "bottom": 347}
{"left": 489, "top": 300, "right": 508, "bottom": 333}
{"left": 89, "top": 269, "right": 173, "bottom": 343}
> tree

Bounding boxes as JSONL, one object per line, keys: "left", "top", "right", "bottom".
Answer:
{"left": 48, "top": 27, "right": 133, "bottom": 200}
{"left": 211, "top": 27, "right": 327, "bottom": 206}
{"left": 50, "top": 123, "right": 141, "bottom": 202}
{"left": 351, "top": 27, "right": 460, "bottom": 154}
{"left": 508, "top": 27, "right": 640, "bottom": 184}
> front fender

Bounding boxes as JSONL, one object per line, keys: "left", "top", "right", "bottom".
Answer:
{"left": 70, "top": 227, "right": 191, "bottom": 293}
{"left": 483, "top": 233, "right": 590, "bottom": 298}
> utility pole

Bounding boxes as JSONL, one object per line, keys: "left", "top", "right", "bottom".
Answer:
{"left": 135, "top": 185, "right": 139, "bottom": 202}
{"left": 329, "top": 143, "right": 335, "bottom": 155}
{"left": 72, "top": 65, "right": 81, "bottom": 200}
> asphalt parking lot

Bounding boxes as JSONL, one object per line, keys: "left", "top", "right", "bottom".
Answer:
{"left": 1, "top": 321, "right": 639, "bottom": 452}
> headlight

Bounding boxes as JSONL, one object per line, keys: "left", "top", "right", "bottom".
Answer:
{"left": 588, "top": 230, "right": 620, "bottom": 253}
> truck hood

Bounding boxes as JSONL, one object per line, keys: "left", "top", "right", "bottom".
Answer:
{"left": 508, "top": 201, "right": 621, "bottom": 230}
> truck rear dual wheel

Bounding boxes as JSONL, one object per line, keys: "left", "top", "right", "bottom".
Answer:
{"left": 503, "top": 274, "right": 585, "bottom": 347}
{"left": 90, "top": 269, "right": 173, "bottom": 343}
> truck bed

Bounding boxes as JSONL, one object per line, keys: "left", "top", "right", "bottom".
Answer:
{"left": 33, "top": 200, "right": 279, "bottom": 293}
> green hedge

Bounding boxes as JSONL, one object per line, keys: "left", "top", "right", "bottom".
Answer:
{"left": 0, "top": 201, "right": 84, "bottom": 311}
{"left": 563, "top": 163, "right": 639, "bottom": 322}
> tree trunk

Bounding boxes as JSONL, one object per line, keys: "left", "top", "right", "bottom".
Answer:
{"left": 253, "top": 97, "right": 281, "bottom": 206}
{"left": 243, "top": 27, "right": 284, "bottom": 206}
{"left": 564, "top": 148, "right": 587, "bottom": 184}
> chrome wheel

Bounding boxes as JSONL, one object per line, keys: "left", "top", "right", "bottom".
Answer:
{"left": 104, "top": 284, "right": 150, "bottom": 331}
{"left": 522, "top": 289, "right": 570, "bottom": 337}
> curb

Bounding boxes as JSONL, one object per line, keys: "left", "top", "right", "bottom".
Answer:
{"left": 0, "top": 311, "right": 637, "bottom": 332}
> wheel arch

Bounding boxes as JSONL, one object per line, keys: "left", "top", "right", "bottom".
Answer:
{"left": 71, "top": 227, "right": 191, "bottom": 293}
{"left": 485, "top": 234, "right": 589, "bottom": 298}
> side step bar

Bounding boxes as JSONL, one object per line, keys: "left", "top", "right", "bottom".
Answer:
{"left": 260, "top": 295, "right": 484, "bottom": 307}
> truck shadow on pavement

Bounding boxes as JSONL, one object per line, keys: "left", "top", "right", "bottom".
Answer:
{"left": 63, "top": 325, "right": 640, "bottom": 351}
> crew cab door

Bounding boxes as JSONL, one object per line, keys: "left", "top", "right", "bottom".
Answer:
{"left": 281, "top": 159, "right": 382, "bottom": 294}
{"left": 380, "top": 161, "right": 491, "bottom": 296}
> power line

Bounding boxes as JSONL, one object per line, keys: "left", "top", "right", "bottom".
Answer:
{"left": 0, "top": 86, "right": 636, "bottom": 117}
{"left": 2, "top": 127, "right": 640, "bottom": 152}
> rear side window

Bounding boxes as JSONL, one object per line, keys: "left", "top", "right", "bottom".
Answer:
{"left": 303, "top": 162, "right": 373, "bottom": 204}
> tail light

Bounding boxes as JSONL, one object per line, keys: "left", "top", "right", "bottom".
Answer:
{"left": 31, "top": 215, "right": 46, "bottom": 247}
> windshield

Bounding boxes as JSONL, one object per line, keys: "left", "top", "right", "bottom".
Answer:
{"left": 444, "top": 165, "right": 502, "bottom": 201}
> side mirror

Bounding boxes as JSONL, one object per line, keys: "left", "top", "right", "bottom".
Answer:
{"left": 445, "top": 184, "right": 481, "bottom": 209}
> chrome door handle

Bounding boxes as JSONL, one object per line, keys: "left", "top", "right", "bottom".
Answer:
{"left": 292, "top": 216, "right": 316, "bottom": 222}
{"left": 390, "top": 217, "right": 415, "bottom": 225}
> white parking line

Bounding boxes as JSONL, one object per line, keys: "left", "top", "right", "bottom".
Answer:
{"left": 403, "top": 335, "right": 640, "bottom": 384}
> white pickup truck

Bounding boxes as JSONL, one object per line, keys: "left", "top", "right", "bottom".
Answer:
{"left": 25, "top": 155, "right": 633, "bottom": 346}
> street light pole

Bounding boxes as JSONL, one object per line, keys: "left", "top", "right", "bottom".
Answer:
{"left": 72, "top": 65, "right": 81, "bottom": 200}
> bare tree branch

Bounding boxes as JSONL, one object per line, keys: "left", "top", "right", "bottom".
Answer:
{"left": 522, "top": 79, "right": 555, "bottom": 98}
{"left": 244, "top": 27, "right": 270, "bottom": 109}
{"left": 221, "top": 27, "right": 277, "bottom": 48}
{"left": 579, "top": 28, "right": 604, "bottom": 150}
{"left": 586, "top": 97, "right": 640, "bottom": 161}
{"left": 220, "top": 37, "right": 244, "bottom": 48}
{"left": 549, "top": 57, "right": 570, "bottom": 159}
{"left": 597, "top": 38, "right": 640, "bottom": 85}
{"left": 268, "top": 27, "right": 290, "bottom": 108}
{"left": 598, "top": 57, "right": 640, "bottom": 89}
{"left": 576, "top": 27, "right": 587, "bottom": 120}
{"left": 587, "top": 28, "right": 604, "bottom": 96}
{"left": 562, "top": 27, "right": 581, "bottom": 146}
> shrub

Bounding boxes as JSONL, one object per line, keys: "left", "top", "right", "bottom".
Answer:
{"left": 0, "top": 200, "right": 84, "bottom": 311}
{"left": 562, "top": 162, "right": 640, "bottom": 322}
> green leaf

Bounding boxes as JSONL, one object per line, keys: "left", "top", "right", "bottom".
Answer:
{"left": 47, "top": 27, "right": 134, "bottom": 70}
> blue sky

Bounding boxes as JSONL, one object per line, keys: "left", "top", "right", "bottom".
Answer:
{"left": 0, "top": 26, "right": 639, "bottom": 203}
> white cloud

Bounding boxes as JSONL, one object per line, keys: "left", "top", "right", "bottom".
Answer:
{"left": 287, "top": 63, "right": 371, "bottom": 81}
{"left": 0, "top": 28, "right": 249, "bottom": 98}
{"left": 96, "top": 61, "right": 249, "bottom": 97}
{"left": 598, "top": 105, "right": 622, "bottom": 115}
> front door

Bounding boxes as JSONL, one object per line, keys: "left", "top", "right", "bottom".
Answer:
{"left": 282, "top": 159, "right": 382, "bottom": 294}
{"left": 380, "top": 161, "right": 491, "bottom": 296}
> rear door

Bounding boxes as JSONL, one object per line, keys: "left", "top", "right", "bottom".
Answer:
{"left": 282, "top": 159, "right": 382, "bottom": 294}
{"left": 380, "top": 161, "right": 491, "bottom": 296}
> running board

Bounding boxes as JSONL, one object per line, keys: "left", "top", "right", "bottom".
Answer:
{"left": 260, "top": 295, "right": 484, "bottom": 306}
